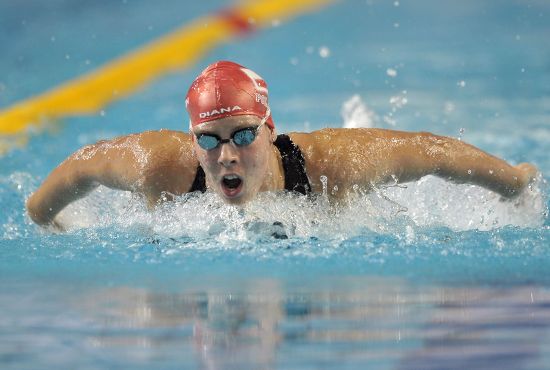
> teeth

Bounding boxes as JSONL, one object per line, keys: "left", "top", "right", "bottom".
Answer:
{"left": 224, "top": 175, "right": 239, "bottom": 180}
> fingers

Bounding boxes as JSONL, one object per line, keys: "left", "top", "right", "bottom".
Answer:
{"left": 516, "top": 163, "right": 538, "bottom": 185}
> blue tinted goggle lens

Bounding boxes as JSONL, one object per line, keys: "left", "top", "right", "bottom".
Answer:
{"left": 196, "top": 135, "right": 219, "bottom": 150}
{"left": 196, "top": 127, "right": 259, "bottom": 150}
{"left": 233, "top": 128, "right": 256, "bottom": 146}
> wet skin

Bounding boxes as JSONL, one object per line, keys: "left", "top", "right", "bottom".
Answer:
{"left": 26, "top": 115, "right": 538, "bottom": 227}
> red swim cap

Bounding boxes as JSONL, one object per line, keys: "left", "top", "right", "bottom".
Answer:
{"left": 185, "top": 61, "right": 274, "bottom": 129}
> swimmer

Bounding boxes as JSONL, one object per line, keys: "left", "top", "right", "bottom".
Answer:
{"left": 26, "top": 61, "right": 538, "bottom": 228}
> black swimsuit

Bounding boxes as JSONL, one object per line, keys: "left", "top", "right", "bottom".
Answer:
{"left": 189, "top": 134, "right": 312, "bottom": 195}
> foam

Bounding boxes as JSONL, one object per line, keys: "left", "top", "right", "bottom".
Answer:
{"left": 54, "top": 173, "right": 546, "bottom": 241}
{"left": 341, "top": 95, "right": 378, "bottom": 129}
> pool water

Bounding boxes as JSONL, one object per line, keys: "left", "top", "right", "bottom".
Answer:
{"left": 1, "top": 1, "right": 550, "bottom": 369}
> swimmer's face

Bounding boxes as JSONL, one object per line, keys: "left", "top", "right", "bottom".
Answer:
{"left": 192, "top": 115, "right": 274, "bottom": 204}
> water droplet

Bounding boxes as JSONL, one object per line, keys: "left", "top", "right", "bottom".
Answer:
{"left": 383, "top": 115, "right": 396, "bottom": 126}
{"left": 389, "top": 94, "right": 407, "bottom": 108}
{"left": 444, "top": 101, "right": 455, "bottom": 114}
{"left": 320, "top": 175, "right": 328, "bottom": 196}
{"left": 319, "top": 46, "right": 331, "bottom": 58}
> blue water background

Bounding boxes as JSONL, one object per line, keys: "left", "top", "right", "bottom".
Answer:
{"left": 1, "top": 0, "right": 550, "bottom": 369}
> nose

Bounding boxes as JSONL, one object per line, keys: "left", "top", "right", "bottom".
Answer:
{"left": 217, "top": 142, "right": 238, "bottom": 167}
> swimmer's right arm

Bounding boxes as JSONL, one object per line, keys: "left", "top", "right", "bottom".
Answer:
{"left": 26, "top": 136, "right": 145, "bottom": 227}
{"left": 26, "top": 131, "right": 198, "bottom": 228}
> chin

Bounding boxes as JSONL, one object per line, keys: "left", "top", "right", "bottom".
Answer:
{"left": 222, "top": 195, "right": 250, "bottom": 205}
{"left": 224, "top": 197, "right": 246, "bottom": 205}
{"left": 218, "top": 189, "right": 251, "bottom": 205}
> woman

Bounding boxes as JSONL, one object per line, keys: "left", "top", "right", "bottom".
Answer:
{"left": 26, "top": 61, "right": 537, "bottom": 227}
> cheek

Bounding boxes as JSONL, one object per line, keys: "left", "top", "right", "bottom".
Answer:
{"left": 242, "top": 146, "right": 269, "bottom": 174}
{"left": 194, "top": 146, "right": 217, "bottom": 170}
{"left": 203, "top": 153, "right": 218, "bottom": 168}
{"left": 195, "top": 154, "right": 217, "bottom": 185}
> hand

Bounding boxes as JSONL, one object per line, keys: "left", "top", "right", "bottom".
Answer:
{"left": 515, "top": 163, "right": 538, "bottom": 187}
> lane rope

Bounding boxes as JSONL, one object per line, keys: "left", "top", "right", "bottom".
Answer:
{"left": 0, "top": 0, "right": 335, "bottom": 154}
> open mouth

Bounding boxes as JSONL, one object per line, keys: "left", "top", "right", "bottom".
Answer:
{"left": 221, "top": 174, "right": 243, "bottom": 197}
{"left": 222, "top": 175, "right": 242, "bottom": 189}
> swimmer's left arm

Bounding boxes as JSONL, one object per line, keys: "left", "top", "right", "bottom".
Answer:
{"left": 373, "top": 131, "right": 537, "bottom": 198}
{"left": 302, "top": 129, "right": 537, "bottom": 198}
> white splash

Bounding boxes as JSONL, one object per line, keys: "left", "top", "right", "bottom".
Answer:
{"left": 380, "top": 174, "right": 547, "bottom": 231}
{"left": 53, "top": 173, "right": 547, "bottom": 239}
{"left": 341, "top": 95, "right": 379, "bottom": 128}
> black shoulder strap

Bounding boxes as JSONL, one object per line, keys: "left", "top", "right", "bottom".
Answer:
{"left": 189, "top": 165, "right": 207, "bottom": 193}
{"left": 274, "top": 134, "right": 312, "bottom": 195}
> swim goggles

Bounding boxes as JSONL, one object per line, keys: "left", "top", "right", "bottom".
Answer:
{"left": 194, "top": 108, "right": 270, "bottom": 151}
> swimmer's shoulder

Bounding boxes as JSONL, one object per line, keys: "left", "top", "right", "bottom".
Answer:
{"left": 95, "top": 129, "right": 194, "bottom": 163}
{"left": 287, "top": 128, "right": 401, "bottom": 191}
{"left": 120, "top": 129, "right": 192, "bottom": 160}
{"left": 84, "top": 129, "right": 193, "bottom": 175}
{"left": 135, "top": 129, "right": 197, "bottom": 167}
{"left": 135, "top": 129, "right": 192, "bottom": 148}
{"left": 136, "top": 130, "right": 198, "bottom": 198}
{"left": 89, "top": 129, "right": 191, "bottom": 148}
{"left": 288, "top": 128, "right": 389, "bottom": 152}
